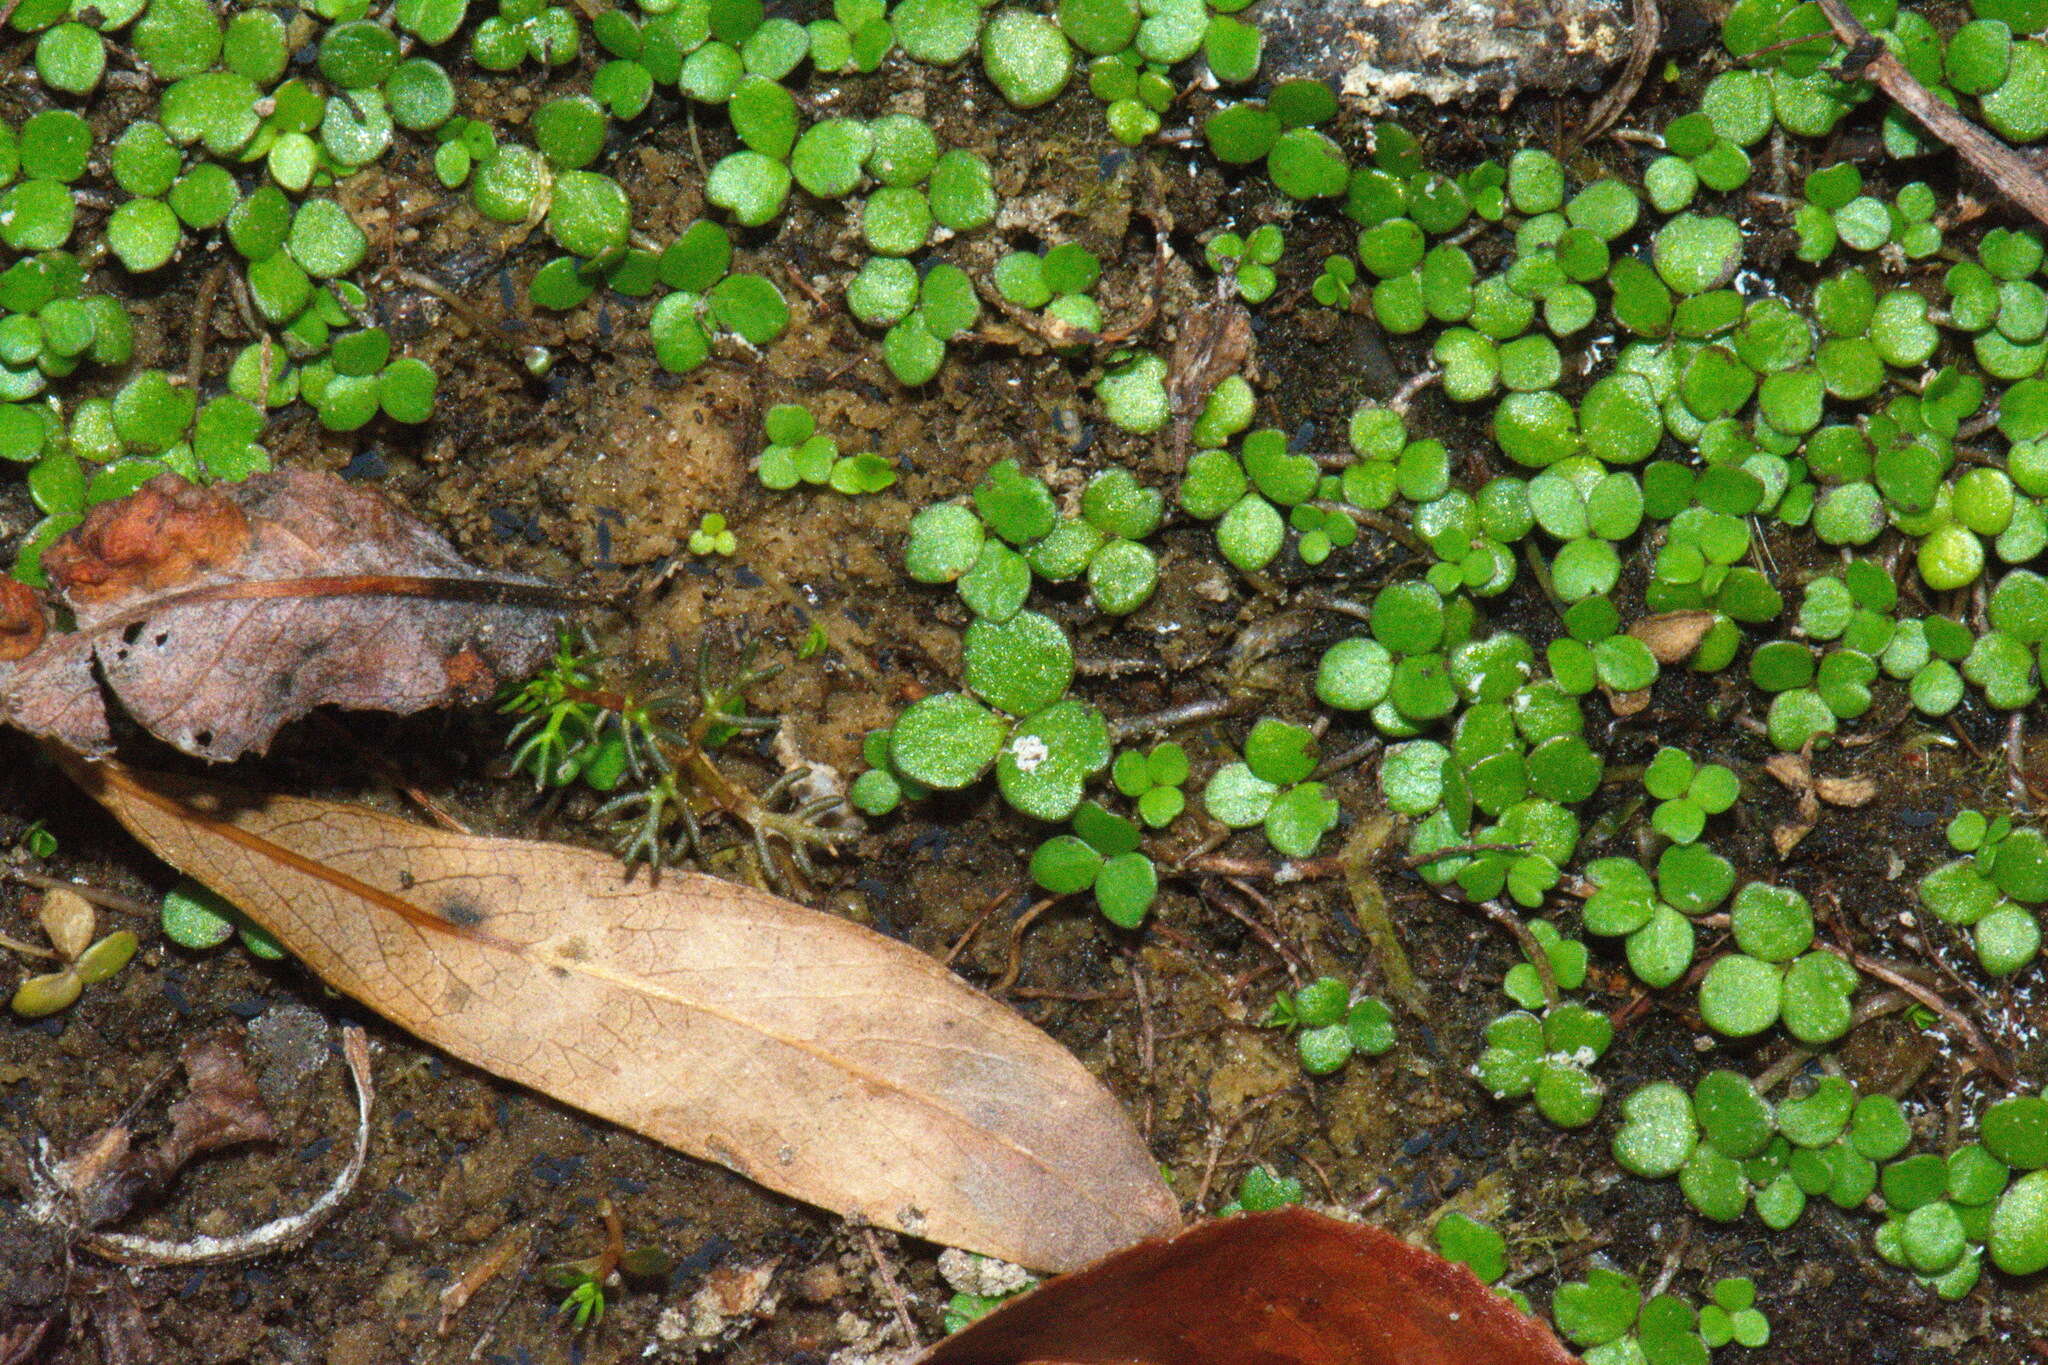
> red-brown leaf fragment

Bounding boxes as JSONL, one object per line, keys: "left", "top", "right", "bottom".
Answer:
{"left": 918, "top": 1206, "right": 1582, "bottom": 1365}
{"left": 0, "top": 580, "right": 46, "bottom": 662}
{"left": 0, "top": 471, "right": 564, "bottom": 760}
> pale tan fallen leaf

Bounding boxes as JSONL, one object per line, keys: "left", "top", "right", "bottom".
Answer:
{"left": 65, "top": 757, "right": 1179, "bottom": 1272}
{"left": 1, "top": 471, "right": 562, "bottom": 760}
{"left": 1604, "top": 685, "right": 1650, "bottom": 718}
{"left": 1814, "top": 775, "right": 1878, "bottom": 807}
{"left": 1628, "top": 609, "right": 1716, "bottom": 664}
{"left": 1763, "top": 752, "right": 1811, "bottom": 793}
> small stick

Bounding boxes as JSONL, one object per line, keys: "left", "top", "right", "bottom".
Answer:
{"left": 1207, "top": 876, "right": 1310, "bottom": 984}
{"left": 1403, "top": 842, "right": 1529, "bottom": 868}
{"left": 994, "top": 896, "right": 1059, "bottom": 994}
{"left": 0, "top": 930, "right": 57, "bottom": 961}
{"left": 942, "top": 881, "right": 1021, "bottom": 967}
{"left": 857, "top": 1227, "right": 921, "bottom": 1349}
{"left": 463, "top": 1232, "right": 542, "bottom": 1364}
{"left": 1180, "top": 853, "right": 1345, "bottom": 883}
{"left": 1815, "top": 0, "right": 2048, "bottom": 231}
{"left": 2010, "top": 710, "right": 2032, "bottom": 815}
{"left": 1193, "top": 1084, "right": 1291, "bottom": 1209}
{"left": 1386, "top": 367, "right": 1441, "bottom": 415}
{"left": 437, "top": 1224, "right": 535, "bottom": 1337}
{"left": 1480, "top": 899, "right": 1558, "bottom": 1009}
{"left": 1, "top": 868, "right": 155, "bottom": 919}
{"left": 1129, "top": 951, "right": 1158, "bottom": 1138}
{"left": 1576, "top": 0, "right": 1663, "bottom": 145}
{"left": 186, "top": 262, "right": 226, "bottom": 394}
{"left": 1840, "top": 950, "right": 2012, "bottom": 1082}
{"left": 1751, "top": 989, "right": 1912, "bottom": 1093}
{"left": 1109, "top": 695, "right": 1248, "bottom": 742}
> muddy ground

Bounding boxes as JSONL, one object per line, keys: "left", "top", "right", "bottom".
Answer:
{"left": 4, "top": 8, "right": 2048, "bottom": 1364}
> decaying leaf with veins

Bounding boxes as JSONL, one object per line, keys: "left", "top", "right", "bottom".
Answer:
{"left": 67, "top": 757, "right": 1182, "bottom": 1272}
{"left": 0, "top": 471, "right": 563, "bottom": 760}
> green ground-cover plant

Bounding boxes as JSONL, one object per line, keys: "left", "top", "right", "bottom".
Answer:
{"left": 17, "top": 0, "right": 2048, "bottom": 1338}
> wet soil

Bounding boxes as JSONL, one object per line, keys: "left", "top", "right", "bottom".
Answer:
{"left": 4, "top": 10, "right": 2047, "bottom": 1365}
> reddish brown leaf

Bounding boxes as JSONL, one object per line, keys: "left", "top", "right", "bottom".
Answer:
{"left": 1, "top": 471, "right": 563, "bottom": 760}
{"left": 158, "top": 1037, "right": 276, "bottom": 1172}
{"left": 918, "top": 1206, "right": 1581, "bottom": 1365}
{"left": 66, "top": 757, "right": 1180, "bottom": 1272}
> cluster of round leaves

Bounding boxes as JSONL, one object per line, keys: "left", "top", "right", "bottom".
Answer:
{"left": 992, "top": 242, "right": 1106, "bottom": 343}
{"left": 1201, "top": 718, "right": 1342, "bottom": 859}
{"left": 1916, "top": 808, "right": 2048, "bottom": 979}
{"left": 1203, "top": 225, "right": 1284, "bottom": 305}
{"left": 756, "top": 101, "right": 997, "bottom": 383}
{"left": 1641, "top": 746, "right": 1739, "bottom": 845}
{"left": 1724, "top": 0, "right": 2048, "bottom": 157}
{"left": 1188, "top": 39, "right": 2048, "bottom": 739}
{"left": 1607, "top": 1068, "right": 2045, "bottom": 1303}
{"left": 1553, "top": 1264, "right": 1770, "bottom": 1364}
{"left": 970, "top": 0, "right": 1262, "bottom": 145}
{"left": 909, "top": 457, "right": 1166, "bottom": 621}
{"left": 1473, "top": 984, "right": 1612, "bottom": 1130}
{"left": 754, "top": 402, "right": 895, "bottom": 495}
{"left": 1028, "top": 799, "right": 1160, "bottom": 927}
{"left": 854, "top": 459, "right": 1166, "bottom": 854}
{"left": 1262, "top": 975, "right": 1395, "bottom": 1076}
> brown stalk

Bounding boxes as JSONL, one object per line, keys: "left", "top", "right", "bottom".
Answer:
{"left": 1576, "top": 0, "right": 1662, "bottom": 145}
{"left": 1814, "top": 0, "right": 2048, "bottom": 231}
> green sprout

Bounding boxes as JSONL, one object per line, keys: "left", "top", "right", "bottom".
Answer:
{"left": 1264, "top": 976, "right": 1395, "bottom": 1075}
{"left": 688, "top": 512, "right": 737, "bottom": 556}
{"left": 7, "top": 884, "right": 140, "bottom": 1018}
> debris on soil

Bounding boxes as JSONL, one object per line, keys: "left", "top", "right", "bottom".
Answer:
{"left": 1256, "top": 0, "right": 1634, "bottom": 109}
{"left": 0, "top": 471, "right": 565, "bottom": 760}
{"left": 917, "top": 1206, "right": 1579, "bottom": 1365}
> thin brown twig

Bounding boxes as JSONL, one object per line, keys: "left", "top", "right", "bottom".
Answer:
{"left": 1479, "top": 899, "right": 1558, "bottom": 1009}
{"left": 1752, "top": 989, "right": 1912, "bottom": 1093}
{"left": 942, "top": 881, "right": 1021, "bottom": 966}
{"left": 462, "top": 1231, "right": 541, "bottom": 1364}
{"left": 1180, "top": 853, "right": 1345, "bottom": 883}
{"left": 0, "top": 930, "right": 56, "bottom": 961}
{"left": 1576, "top": 0, "right": 1663, "bottom": 145}
{"left": 993, "top": 896, "right": 1060, "bottom": 994}
{"left": 1, "top": 868, "right": 156, "bottom": 919}
{"left": 1815, "top": 0, "right": 2048, "bottom": 231}
{"left": 857, "top": 1227, "right": 921, "bottom": 1349}
{"left": 1207, "top": 876, "right": 1310, "bottom": 983}
{"left": 1402, "top": 842, "right": 1530, "bottom": 868}
{"left": 1108, "top": 695, "right": 1250, "bottom": 742}
{"left": 1838, "top": 949, "right": 2012, "bottom": 1082}
{"left": 1129, "top": 952, "right": 1157, "bottom": 1139}
{"left": 435, "top": 1224, "right": 534, "bottom": 1338}
{"left": 1194, "top": 1084, "right": 1292, "bottom": 1209}
{"left": 186, "top": 263, "right": 225, "bottom": 395}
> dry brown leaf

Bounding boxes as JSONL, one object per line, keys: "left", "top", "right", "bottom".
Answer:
{"left": 0, "top": 472, "right": 562, "bottom": 760}
{"left": 1603, "top": 685, "right": 1650, "bottom": 718}
{"left": 1763, "top": 752, "right": 1811, "bottom": 794}
{"left": 1814, "top": 775, "right": 1878, "bottom": 807}
{"left": 917, "top": 1206, "right": 1582, "bottom": 1365}
{"left": 1627, "top": 610, "right": 1716, "bottom": 665}
{"left": 65, "top": 757, "right": 1179, "bottom": 1272}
